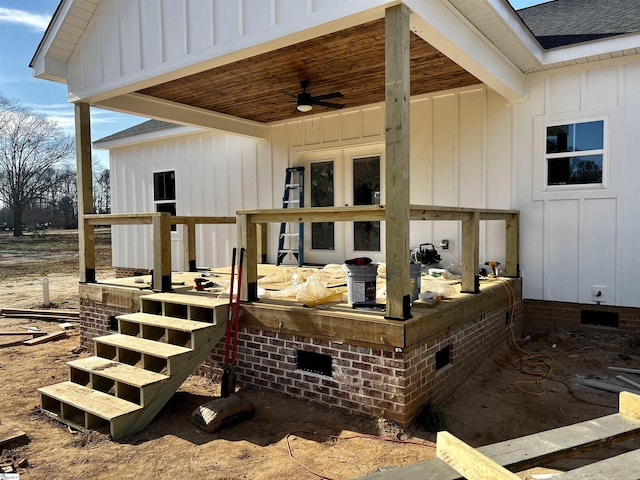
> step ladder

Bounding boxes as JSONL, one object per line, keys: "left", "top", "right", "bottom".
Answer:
{"left": 277, "top": 166, "right": 304, "bottom": 266}
{"left": 38, "top": 293, "right": 229, "bottom": 439}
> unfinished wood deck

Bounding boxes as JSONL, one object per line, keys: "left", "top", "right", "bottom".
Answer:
{"left": 84, "top": 266, "right": 520, "bottom": 351}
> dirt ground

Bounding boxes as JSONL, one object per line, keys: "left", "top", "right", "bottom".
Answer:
{"left": 1, "top": 235, "right": 640, "bottom": 479}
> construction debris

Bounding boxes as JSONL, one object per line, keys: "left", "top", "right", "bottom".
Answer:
{"left": 0, "top": 452, "right": 28, "bottom": 474}
{"left": 23, "top": 331, "right": 67, "bottom": 346}
{"left": 582, "top": 378, "right": 640, "bottom": 395}
{"left": 0, "top": 330, "right": 46, "bottom": 337}
{"left": 0, "top": 426, "right": 29, "bottom": 450}
{"left": 0, "top": 308, "right": 79, "bottom": 322}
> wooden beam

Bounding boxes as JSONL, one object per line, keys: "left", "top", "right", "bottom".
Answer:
{"left": 461, "top": 211, "right": 480, "bottom": 293}
{"left": 152, "top": 212, "right": 172, "bottom": 292}
{"left": 437, "top": 431, "right": 520, "bottom": 480}
{"left": 75, "top": 102, "right": 95, "bottom": 283}
{"left": 384, "top": 4, "right": 411, "bottom": 320}
{"left": 621, "top": 392, "right": 640, "bottom": 420}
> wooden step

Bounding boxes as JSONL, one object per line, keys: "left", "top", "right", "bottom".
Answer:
{"left": 67, "top": 356, "right": 169, "bottom": 406}
{"left": 94, "top": 334, "right": 191, "bottom": 375}
{"left": 117, "top": 312, "right": 217, "bottom": 347}
{"left": 39, "top": 381, "right": 141, "bottom": 436}
{"left": 68, "top": 356, "right": 169, "bottom": 387}
{"left": 139, "top": 292, "right": 228, "bottom": 323}
{"left": 118, "top": 312, "right": 214, "bottom": 332}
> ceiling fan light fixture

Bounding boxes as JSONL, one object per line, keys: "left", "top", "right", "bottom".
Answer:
{"left": 297, "top": 91, "right": 313, "bottom": 112}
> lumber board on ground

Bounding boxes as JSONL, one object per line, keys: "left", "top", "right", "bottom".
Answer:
{"left": 0, "top": 308, "right": 79, "bottom": 317}
{"left": 609, "top": 366, "right": 640, "bottom": 375}
{"left": 436, "top": 431, "right": 519, "bottom": 480}
{"left": 555, "top": 449, "right": 640, "bottom": 479}
{"left": 582, "top": 378, "right": 640, "bottom": 395}
{"left": 0, "top": 426, "right": 28, "bottom": 449}
{"left": 23, "top": 331, "right": 67, "bottom": 345}
{"left": 356, "top": 412, "right": 640, "bottom": 479}
{"left": 0, "top": 331, "right": 46, "bottom": 336}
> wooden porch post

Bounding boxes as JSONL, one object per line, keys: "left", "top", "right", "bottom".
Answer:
{"left": 152, "top": 212, "right": 172, "bottom": 291}
{"left": 75, "top": 102, "right": 95, "bottom": 283}
{"left": 385, "top": 4, "right": 411, "bottom": 320}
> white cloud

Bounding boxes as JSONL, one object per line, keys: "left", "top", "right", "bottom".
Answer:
{"left": 0, "top": 7, "right": 51, "bottom": 32}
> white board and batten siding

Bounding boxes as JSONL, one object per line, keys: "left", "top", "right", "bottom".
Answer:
{"left": 515, "top": 56, "right": 640, "bottom": 308}
{"left": 110, "top": 132, "right": 270, "bottom": 271}
{"left": 110, "top": 85, "right": 515, "bottom": 275}
{"left": 65, "top": 0, "right": 392, "bottom": 101}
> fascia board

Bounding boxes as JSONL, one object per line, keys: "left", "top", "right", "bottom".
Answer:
{"left": 29, "top": 0, "right": 71, "bottom": 76}
{"left": 484, "top": 0, "right": 544, "bottom": 63}
{"left": 405, "top": 0, "right": 525, "bottom": 102}
{"left": 543, "top": 32, "right": 640, "bottom": 65}
{"left": 93, "top": 125, "right": 202, "bottom": 150}
{"left": 96, "top": 93, "right": 269, "bottom": 141}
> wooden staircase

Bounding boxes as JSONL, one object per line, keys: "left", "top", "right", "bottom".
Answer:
{"left": 38, "top": 293, "right": 229, "bottom": 439}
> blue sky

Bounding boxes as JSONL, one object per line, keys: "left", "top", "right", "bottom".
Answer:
{"left": 0, "top": 0, "right": 550, "bottom": 167}
{"left": 0, "top": 0, "right": 144, "bottom": 167}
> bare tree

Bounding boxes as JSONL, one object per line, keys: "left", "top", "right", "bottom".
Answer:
{"left": 0, "top": 95, "right": 75, "bottom": 236}
{"left": 94, "top": 167, "right": 110, "bottom": 214}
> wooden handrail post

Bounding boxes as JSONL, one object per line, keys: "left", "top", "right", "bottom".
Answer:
{"left": 152, "top": 213, "right": 172, "bottom": 292}
{"left": 182, "top": 218, "right": 197, "bottom": 272}
{"left": 505, "top": 212, "right": 519, "bottom": 277}
{"left": 238, "top": 213, "right": 259, "bottom": 301}
{"left": 461, "top": 211, "right": 480, "bottom": 293}
{"left": 258, "top": 222, "right": 267, "bottom": 264}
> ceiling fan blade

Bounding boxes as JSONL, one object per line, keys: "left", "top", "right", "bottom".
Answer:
{"left": 280, "top": 89, "right": 298, "bottom": 99}
{"left": 312, "top": 100, "right": 345, "bottom": 109}
{"left": 312, "top": 92, "right": 344, "bottom": 101}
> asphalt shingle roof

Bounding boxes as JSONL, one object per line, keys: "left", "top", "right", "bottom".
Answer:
{"left": 94, "top": 119, "right": 178, "bottom": 144}
{"left": 517, "top": 0, "right": 640, "bottom": 49}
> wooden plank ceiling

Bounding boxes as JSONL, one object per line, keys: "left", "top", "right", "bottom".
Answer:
{"left": 138, "top": 19, "right": 480, "bottom": 124}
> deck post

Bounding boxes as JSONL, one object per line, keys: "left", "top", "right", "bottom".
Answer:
{"left": 182, "top": 218, "right": 197, "bottom": 271}
{"left": 238, "top": 213, "right": 259, "bottom": 301}
{"left": 384, "top": 4, "right": 412, "bottom": 320}
{"left": 75, "top": 102, "right": 95, "bottom": 283}
{"left": 152, "top": 212, "right": 172, "bottom": 292}
{"left": 505, "top": 212, "right": 519, "bottom": 277}
{"left": 461, "top": 211, "right": 480, "bottom": 293}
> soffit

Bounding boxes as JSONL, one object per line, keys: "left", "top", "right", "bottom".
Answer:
{"left": 136, "top": 19, "right": 481, "bottom": 124}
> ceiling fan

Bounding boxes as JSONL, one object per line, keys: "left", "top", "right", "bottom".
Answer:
{"left": 281, "top": 80, "right": 345, "bottom": 112}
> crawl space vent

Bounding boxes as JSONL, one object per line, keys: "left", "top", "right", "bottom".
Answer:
{"left": 581, "top": 310, "right": 619, "bottom": 328}
{"left": 435, "top": 345, "right": 451, "bottom": 371}
{"left": 297, "top": 350, "right": 332, "bottom": 377}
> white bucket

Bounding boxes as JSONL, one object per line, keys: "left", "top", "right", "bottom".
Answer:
{"left": 346, "top": 263, "right": 378, "bottom": 305}
{"left": 410, "top": 263, "right": 422, "bottom": 301}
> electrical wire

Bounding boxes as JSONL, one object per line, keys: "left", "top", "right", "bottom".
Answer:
{"left": 285, "top": 431, "right": 436, "bottom": 480}
{"left": 498, "top": 279, "right": 616, "bottom": 409}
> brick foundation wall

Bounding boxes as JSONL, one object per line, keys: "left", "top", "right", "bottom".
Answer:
{"left": 79, "top": 299, "right": 138, "bottom": 351}
{"left": 523, "top": 299, "right": 640, "bottom": 336}
{"left": 198, "top": 300, "right": 521, "bottom": 427}
{"left": 115, "top": 267, "right": 152, "bottom": 278}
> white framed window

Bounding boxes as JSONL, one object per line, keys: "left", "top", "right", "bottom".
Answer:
{"left": 153, "top": 170, "right": 176, "bottom": 231}
{"left": 544, "top": 118, "right": 607, "bottom": 190}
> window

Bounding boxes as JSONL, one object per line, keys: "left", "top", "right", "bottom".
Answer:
{"left": 153, "top": 171, "right": 176, "bottom": 231}
{"left": 545, "top": 120, "right": 605, "bottom": 187}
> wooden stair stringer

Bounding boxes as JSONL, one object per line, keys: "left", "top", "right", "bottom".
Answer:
{"left": 106, "top": 318, "right": 227, "bottom": 439}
